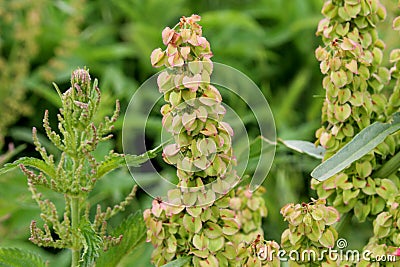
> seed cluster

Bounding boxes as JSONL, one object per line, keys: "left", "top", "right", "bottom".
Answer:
{"left": 151, "top": 15, "right": 238, "bottom": 197}
{"left": 281, "top": 199, "right": 340, "bottom": 265}
{"left": 144, "top": 187, "right": 269, "bottom": 266}
{"left": 312, "top": 0, "right": 400, "bottom": 222}
{"left": 144, "top": 15, "right": 272, "bottom": 266}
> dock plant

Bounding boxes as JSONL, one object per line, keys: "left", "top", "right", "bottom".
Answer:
{"left": 144, "top": 15, "right": 277, "bottom": 267}
{"left": 312, "top": 0, "right": 399, "bottom": 222}
{"left": 310, "top": 0, "right": 400, "bottom": 264}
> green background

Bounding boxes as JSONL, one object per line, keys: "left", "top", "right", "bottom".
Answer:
{"left": 0, "top": 0, "right": 398, "bottom": 265}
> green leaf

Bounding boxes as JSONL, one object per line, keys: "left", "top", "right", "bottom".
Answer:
{"left": 9, "top": 127, "right": 60, "bottom": 157}
{"left": 0, "top": 248, "right": 47, "bottom": 267}
{"left": 247, "top": 136, "right": 276, "bottom": 160}
{"left": 33, "top": 84, "right": 63, "bottom": 107}
{"left": 373, "top": 150, "right": 400, "bottom": 178}
{"left": 0, "top": 157, "right": 56, "bottom": 177}
{"left": 0, "top": 142, "right": 164, "bottom": 179}
{"left": 95, "top": 153, "right": 128, "bottom": 178}
{"left": 0, "top": 144, "right": 26, "bottom": 167}
{"left": 96, "top": 211, "right": 146, "bottom": 267}
{"left": 161, "top": 256, "right": 191, "bottom": 267}
{"left": 96, "top": 142, "right": 164, "bottom": 178}
{"left": 280, "top": 140, "right": 325, "bottom": 159}
{"left": 80, "top": 220, "right": 102, "bottom": 267}
{"left": 311, "top": 112, "right": 400, "bottom": 181}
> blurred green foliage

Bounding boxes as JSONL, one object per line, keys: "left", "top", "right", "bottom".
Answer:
{"left": 0, "top": 0, "right": 398, "bottom": 265}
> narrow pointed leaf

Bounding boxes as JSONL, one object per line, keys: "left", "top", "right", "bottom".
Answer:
{"left": 161, "top": 256, "right": 191, "bottom": 267}
{"left": 373, "top": 150, "right": 400, "bottom": 178}
{"left": 96, "top": 142, "right": 165, "bottom": 178}
{"left": 280, "top": 140, "right": 325, "bottom": 159}
{"left": 311, "top": 112, "right": 400, "bottom": 181}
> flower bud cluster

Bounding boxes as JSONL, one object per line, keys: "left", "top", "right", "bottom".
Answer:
{"left": 144, "top": 15, "right": 271, "bottom": 266}
{"left": 312, "top": 0, "right": 400, "bottom": 222}
{"left": 280, "top": 199, "right": 340, "bottom": 265}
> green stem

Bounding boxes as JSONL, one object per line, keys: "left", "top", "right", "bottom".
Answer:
{"left": 335, "top": 213, "right": 352, "bottom": 234}
{"left": 373, "top": 150, "right": 400, "bottom": 178}
{"left": 71, "top": 196, "right": 80, "bottom": 267}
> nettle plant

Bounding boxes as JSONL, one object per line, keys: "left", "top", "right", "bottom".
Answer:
{"left": 0, "top": 69, "right": 154, "bottom": 266}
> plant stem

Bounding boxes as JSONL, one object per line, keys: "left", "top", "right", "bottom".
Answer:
{"left": 71, "top": 196, "right": 80, "bottom": 267}
{"left": 335, "top": 213, "right": 352, "bottom": 234}
{"left": 373, "top": 150, "right": 400, "bottom": 178}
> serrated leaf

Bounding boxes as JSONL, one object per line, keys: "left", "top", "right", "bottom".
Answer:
{"left": 80, "top": 220, "right": 102, "bottom": 267}
{"left": 161, "top": 256, "right": 191, "bottom": 267}
{"left": 0, "top": 248, "right": 47, "bottom": 267}
{"left": 96, "top": 211, "right": 146, "bottom": 267}
{"left": 311, "top": 112, "right": 400, "bottom": 181}
{"left": 96, "top": 142, "right": 164, "bottom": 178}
{"left": 280, "top": 140, "right": 325, "bottom": 159}
{"left": 0, "top": 157, "right": 55, "bottom": 177}
{"left": 95, "top": 153, "right": 128, "bottom": 178}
